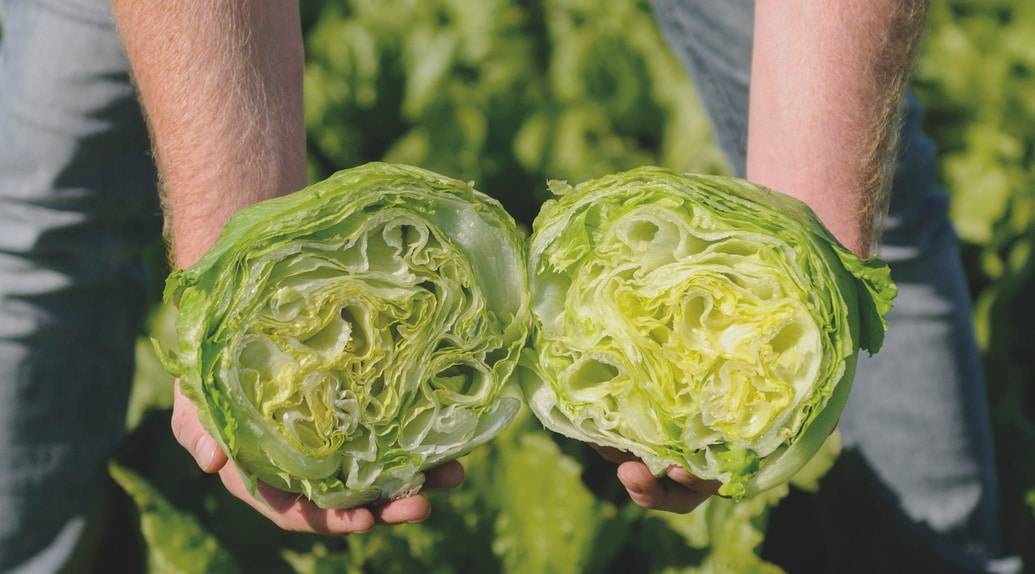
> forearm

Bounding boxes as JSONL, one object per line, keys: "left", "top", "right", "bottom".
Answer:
{"left": 747, "top": 0, "right": 929, "bottom": 256}
{"left": 112, "top": 1, "right": 306, "bottom": 268}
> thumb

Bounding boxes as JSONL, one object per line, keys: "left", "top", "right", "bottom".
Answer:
{"left": 171, "top": 379, "right": 229, "bottom": 473}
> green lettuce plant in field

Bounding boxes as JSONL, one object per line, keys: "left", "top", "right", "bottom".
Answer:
{"left": 522, "top": 167, "right": 895, "bottom": 499}
{"left": 915, "top": 1, "right": 1035, "bottom": 562}
{"left": 156, "top": 162, "right": 530, "bottom": 509}
{"left": 301, "top": 0, "right": 726, "bottom": 227}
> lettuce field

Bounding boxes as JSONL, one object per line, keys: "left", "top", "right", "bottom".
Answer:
{"left": 90, "top": 0, "right": 1035, "bottom": 571}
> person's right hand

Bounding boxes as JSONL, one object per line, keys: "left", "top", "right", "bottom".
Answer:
{"left": 592, "top": 444, "right": 720, "bottom": 514}
{"left": 171, "top": 380, "right": 463, "bottom": 535}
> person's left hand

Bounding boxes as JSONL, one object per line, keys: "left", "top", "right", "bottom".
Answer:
{"left": 592, "top": 445, "right": 721, "bottom": 513}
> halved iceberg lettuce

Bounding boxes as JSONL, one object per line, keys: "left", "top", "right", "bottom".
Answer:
{"left": 159, "top": 162, "right": 530, "bottom": 509}
{"left": 522, "top": 167, "right": 895, "bottom": 499}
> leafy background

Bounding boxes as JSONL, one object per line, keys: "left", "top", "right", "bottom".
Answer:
{"left": 47, "top": 0, "right": 1035, "bottom": 571}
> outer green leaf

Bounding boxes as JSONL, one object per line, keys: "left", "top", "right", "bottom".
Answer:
{"left": 109, "top": 462, "right": 240, "bottom": 574}
{"left": 160, "top": 162, "right": 530, "bottom": 509}
{"left": 488, "top": 418, "right": 623, "bottom": 574}
{"left": 522, "top": 167, "right": 895, "bottom": 499}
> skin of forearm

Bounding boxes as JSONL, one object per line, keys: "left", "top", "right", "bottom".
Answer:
{"left": 112, "top": 1, "right": 307, "bottom": 268}
{"left": 747, "top": 0, "right": 930, "bottom": 256}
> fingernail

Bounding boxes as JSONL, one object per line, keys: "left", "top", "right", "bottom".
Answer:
{"left": 667, "top": 466, "right": 694, "bottom": 483}
{"left": 194, "top": 435, "right": 217, "bottom": 471}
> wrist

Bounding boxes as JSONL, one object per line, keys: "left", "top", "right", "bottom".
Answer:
{"left": 166, "top": 163, "right": 306, "bottom": 269}
{"left": 745, "top": 165, "right": 871, "bottom": 258}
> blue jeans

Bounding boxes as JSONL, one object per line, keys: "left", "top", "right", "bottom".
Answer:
{"left": 0, "top": 0, "right": 160, "bottom": 571}
{"left": 651, "top": 1, "right": 1022, "bottom": 572}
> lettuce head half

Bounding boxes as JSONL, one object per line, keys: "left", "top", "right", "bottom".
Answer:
{"left": 159, "top": 162, "right": 530, "bottom": 509}
{"left": 521, "top": 167, "right": 895, "bottom": 499}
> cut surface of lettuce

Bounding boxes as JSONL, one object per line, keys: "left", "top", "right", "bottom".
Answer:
{"left": 521, "top": 167, "right": 895, "bottom": 499}
{"left": 159, "top": 162, "right": 529, "bottom": 509}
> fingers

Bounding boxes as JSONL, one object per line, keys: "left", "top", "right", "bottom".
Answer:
{"left": 372, "top": 495, "right": 433, "bottom": 526}
{"left": 172, "top": 380, "right": 462, "bottom": 535}
{"left": 423, "top": 460, "right": 465, "bottom": 490}
{"left": 664, "top": 465, "right": 722, "bottom": 494}
{"left": 173, "top": 385, "right": 379, "bottom": 535}
{"left": 214, "top": 462, "right": 442, "bottom": 534}
{"left": 374, "top": 461, "right": 463, "bottom": 525}
{"left": 171, "top": 379, "right": 229, "bottom": 473}
{"left": 617, "top": 461, "right": 715, "bottom": 514}
{"left": 590, "top": 443, "right": 638, "bottom": 464}
{"left": 216, "top": 464, "right": 383, "bottom": 535}
{"left": 589, "top": 444, "right": 718, "bottom": 513}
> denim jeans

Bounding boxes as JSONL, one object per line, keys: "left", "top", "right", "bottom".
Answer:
{"left": 0, "top": 0, "right": 160, "bottom": 571}
{"left": 652, "top": 1, "right": 1022, "bottom": 572}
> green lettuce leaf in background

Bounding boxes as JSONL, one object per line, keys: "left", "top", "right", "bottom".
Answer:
{"left": 157, "top": 162, "right": 530, "bottom": 509}
{"left": 522, "top": 167, "right": 895, "bottom": 499}
{"left": 109, "top": 462, "right": 240, "bottom": 574}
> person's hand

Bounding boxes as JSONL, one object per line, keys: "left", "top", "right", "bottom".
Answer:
{"left": 592, "top": 444, "right": 720, "bottom": 514}
{"left": 171, "top": 380, "right": 464, "bottom": 535}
